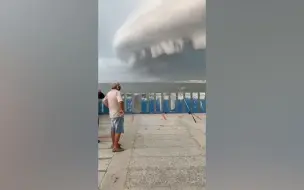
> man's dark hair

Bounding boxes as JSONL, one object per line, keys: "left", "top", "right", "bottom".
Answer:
{"left": 98, "top": 90, "right": 105, "bottom": 99}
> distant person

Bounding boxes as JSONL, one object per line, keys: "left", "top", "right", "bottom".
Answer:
{"left": 102, "top": 83, "right": 125, "bottom": 152}
{"left": 98, "top": 90, "right": 105, "bottom": 100}
{"left": 98, "top": 90, "right": 105, "bottom": 143}
{"left": 98, "top": 90, "right": 105, "bottom": 123}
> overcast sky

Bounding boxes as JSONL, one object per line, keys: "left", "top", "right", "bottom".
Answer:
{"left": 98, "top": 0, "right": 147, "bottom": 82}
{"left": 98, "top": 0, "right": 139, "bottom": 58}
{"left": 98, "top": 0, "right": 206, "bottom": 83}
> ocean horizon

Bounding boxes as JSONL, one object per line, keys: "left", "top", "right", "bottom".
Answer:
{"left": 98, "top": 81, "right": 206, "bottom": 93}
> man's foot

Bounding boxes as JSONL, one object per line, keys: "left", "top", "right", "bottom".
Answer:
{"left": 112, "top": 147, "right": 124, "bottom": 152}
{"left": 111, "top": 143, "right": 121, "bottom": 149}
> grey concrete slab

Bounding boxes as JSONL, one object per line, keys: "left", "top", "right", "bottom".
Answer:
{"left": 178, "top": 119, "right": 206, "bottom": 148}
{"left": 136, "top": 134, "right": 190, "bottom": 140}
{"left": 126, "top": 187, "right": 170, "bottom": 190}
{"left": 138, "top": 129, "right": 188, "bottom": 135}
{"left": 135, "top": 122, "right": 176, "bottom": 126}
{"left": 99, "top": 122, "right": 111, "bottom": 126}
{"left": 134, "top": 138, "right": 198, "bottom": 148}
{"left": 99, "top": 141, "right": 112, "bottom": 149}
{"left": 189, "top": 130, "right": 205, "bottom": 149}
{"left": 98, "top": 159, "right": 111, "bottom": 172}
{"left": 98, "top": 120, "right": 111, "bottom": 125}
{"left": 99, "top": 123, "right": 111, "bottom": 129}
{"left": 170, "top": 185, "right": 205, "bottom": 190}
{"left": 126, "top": 167, "right": 204, "bottom": 187}
{"left": 98, "top": 172, "right": 105, "bottom": 187}
{"left": 101, "top": 114, "right": 206, "bottom": 190}
{"left": 176, "top": 117, "right": 206, "bottom": 148}
{"left": 135, "top": 118, "right": 176, "bottom": 126}
{"left": 136, "top": 123, "right": 185, "bottom": 127}
{"left": 99, "top": 125, "right": 111, "bottom": 129}
{"left": 181, "top": 118, "right": 206, "bottom": 133}
{"left": 98, "top": 149, "right": 114, "bottom": 159}
{"left": 98, "top": 129, "right": 111, "bottom": 137}
{"left": 133, "top": 147, "right": 204, "bottom": 157}
{"left": 137, "top": 126, "right": 186, "bottom": 130}
{"left": 100, "top": 116, "right": 140, "bottom": 190}
{"left": 100, "top": 149, "right": 132, "bottom": 190}
{"left": 129, "top": 156, "right": 205, "bottom": 169}
{"left": 98, "top": 138, "right": 112, "bottom": 142}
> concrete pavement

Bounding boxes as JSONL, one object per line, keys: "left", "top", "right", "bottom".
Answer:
{"left": 98, "top": 114, "right": 206, "bottom": 190}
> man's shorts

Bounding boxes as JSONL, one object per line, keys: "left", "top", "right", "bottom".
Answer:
{"left": 111, "top": 117, "right": 124, "bottom": 134}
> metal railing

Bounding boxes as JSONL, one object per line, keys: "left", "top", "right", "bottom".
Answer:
{"left": 99, "top": 92, "right": 206, "bottom": 115}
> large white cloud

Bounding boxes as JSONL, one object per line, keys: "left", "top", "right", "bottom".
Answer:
{"left": 98, "top": 0, "right": 206, "bottom": 83}
{"left": 113, "top": 0, "right": 206, "bottom": 64}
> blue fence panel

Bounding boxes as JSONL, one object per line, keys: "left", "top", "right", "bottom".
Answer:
{"left": 199, "top": 100, "right": 206, "bottom": 113}
{"left": 103, "top": 104, "right": 109, "bottom": 114}
{"left": 126, "top": 99, "right": 132, "bottom": 113}
{"left": 98, "top": 92, "right": 206, "bottom": 115}
{"left": 98, "top": 101, "right": 102, "bottom": 115}
{"left": 149, "top": 99, "right": 154, "bottom": 113}
{"left": 141, "top": 100, "right": 147, "bottom": 113}
{"left": 163, "top": 100, "right": 170, "bottom": 113}
{"left": 155, "top": 99, "right": 161, "bottom": 113}
{"left": 169, "top": 100, "right": 176, "bottom": 113}
{"left": 185, "top": 99, "right": 192, "bottom": 112}
{"left": 176, "top": 100, "right": 183, "bottom": 113}
{"left": 192, "top": 98, "right": 199, "bottom": 113}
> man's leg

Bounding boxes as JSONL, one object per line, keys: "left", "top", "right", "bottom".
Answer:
{"left": 114, "top": 133, "right": 121, "bottom": 149}
{"left": 113, "top": 117, "right": 124, "bottom": 152}
{"left": 111, "top": 119, "right": 121, "bottom": 148}
{"left": 111, "top": 130, "right": 115, "bottom": 147}
{"left": 110, "top": 119, "right": 117, "bottom": 148}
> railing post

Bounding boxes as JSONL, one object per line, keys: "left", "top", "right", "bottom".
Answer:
{"left": 199, "top": 92, "right": 202, "bottom": 112}
{"left": 182, "top": 92, "right": 186, "bottom": 113}
{"left": 205, "top": 92, "right": 206, "bottom": 113}
{"left": 124, "top": 93, "right": 127, "bottom": 113}
{"left": 190, "top": 92, "right": 193, "bottom": 112}
{"left": 175, "top": 93, "right": 178, "bottom": 113}
{"left": 131, "top": 93, "right": 134, "bottom": 113}
{"left": 197, "top": 92, "right": 201, "bottom": 113}
{"left": 168, "top": 92, "right": 171, "bottom": 113}
{"left": 146, "top": 93, "right": 150, "bottom": 113}
{"left": 100, "top": 91, "right": 206, "bottom": 115}
{"left": 168, "top": 93, "right": 171, "bottom": 112}
{"left": 153, "top": 93, "right": 156, "bottom": 113}
{"left": 160, "top": 92, "right": 164, "bottom": 113}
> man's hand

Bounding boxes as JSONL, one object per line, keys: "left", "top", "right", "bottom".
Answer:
{"left": 102, "top": 98, "right": 108, "bottom": 107}
{"left": 118, "top": 100, "right": 124, "bottom": 116}
{"left": 119, "top": 109, "right": 124, "bottom": 116}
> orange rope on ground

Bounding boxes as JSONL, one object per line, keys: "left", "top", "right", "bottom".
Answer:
{"left": 194, "top": 114, "right": 202, "bottom": 120}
